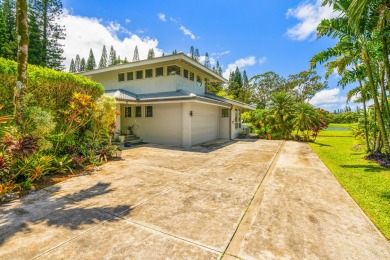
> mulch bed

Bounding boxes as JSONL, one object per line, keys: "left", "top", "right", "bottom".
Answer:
{"left": 365, "top": 153, "right": 390, "bottom": 168}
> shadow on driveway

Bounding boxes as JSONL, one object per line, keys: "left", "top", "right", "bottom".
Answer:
{"left": 0, "top": 182, "right": 131, "bottom": 245}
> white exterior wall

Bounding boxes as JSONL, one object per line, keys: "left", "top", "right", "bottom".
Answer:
{"left": 90, "top": 66, "right": 206, "bottom": 95}
{"left": 121, "top": 103, "right": 182, "bottom": 146}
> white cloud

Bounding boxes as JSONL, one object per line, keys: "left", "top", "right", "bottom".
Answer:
{"left": 198, "top": 55, "right": 216, "bottom": 67}
{"left": 58, "top": 11, "right": 163, "bottom": 70}
{"left": 258, "top": 57, "right": 267, "bottom": 64}
{"left": 125, "top": 19, "right": 131, "bottom": 24}
{"left": 286, "top": 0, "right": 339, "bottom": 40}
{"left": 309, "top": 88, "right": 345, "bottom": 106}
{"left": 179, "top": 25, "right": 197, "bottom": 40}
{"left": 170, "top": 17, "right": 178, "bottom": 23}
{"left": 223, "top": 56, "right": 257, "bottom": 79}
{"left": 157, "top": 13, "right": 166, "bottom": 22}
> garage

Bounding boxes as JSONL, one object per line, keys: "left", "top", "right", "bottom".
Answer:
{"left": 191, "top": 103, "right": 219, "bottom": 145}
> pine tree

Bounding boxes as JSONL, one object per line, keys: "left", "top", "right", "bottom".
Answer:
{"left": 147, "top": 48, "right": 155, "bottom": 59}
{"left": 0, "top": 0, "right": 17, "bottom": 60}
{"left": 172, "top": 49, "right": 177, "bottom": 54}
{"left": 79, "top": 57, "right": 86, "bottom": 72}
{"left": 108, "top": 45, "right": 116, "bottom": 66}
{"left": 133, "top": 45, "right": 139, "bottom": 61}
{"left": 216, "top": 60, "right": 220, "bottom": 72}
{"left": 75, "top": 54, "right": 80, "bottom": 72}
{"left": 190, "top": 46, "right": 194, "bottom": 59}
{"left": 194, "top": 48, "right": 200, "bottom": 61}
{"left": 204, "top": 52, "right": 210, "bottom": 68}
{"left": 242, "top": 70, "right": 249, "bottom": 87}
{"left": 124, "top": 57, "right": 128, "bottom": 63}
{"left": 117, "top": 55, "right": 121, "bottom": 65}
{"left": 98, "top": 45, "right": 107, "bottom": 68}
{"left": 69, "top": 58, "right": 75, "bottom": 72}
{"left": 28, "top": 0, "right": 66, "bottom": 70}
{"left": 86, "top": 48, "right": 96, "bottom": 70}
{"left": 27, "top": 7, "right": 43, "bottom": 66}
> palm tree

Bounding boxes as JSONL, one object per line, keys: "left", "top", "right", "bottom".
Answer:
{"left": 267, "top": 92, "right": 294, "bottom": 139}
{"left": 292, "top": 102, "right": 320, "bottom": 139}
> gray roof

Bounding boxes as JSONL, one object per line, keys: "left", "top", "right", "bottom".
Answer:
{"left": 105, "top": 89, "right": 254, "bottom": 110}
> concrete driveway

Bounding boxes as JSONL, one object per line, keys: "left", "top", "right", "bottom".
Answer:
{"left": 1, "top": 140, "right": 389, "bottom": 259}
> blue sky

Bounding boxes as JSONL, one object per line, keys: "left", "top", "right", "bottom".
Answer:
{"left": 60, "top": 0, "right": 357, "bottom": 111}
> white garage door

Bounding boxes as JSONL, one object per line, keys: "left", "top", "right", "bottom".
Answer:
{"left": 191, "top": 114, "right": 218, "bottom": 145}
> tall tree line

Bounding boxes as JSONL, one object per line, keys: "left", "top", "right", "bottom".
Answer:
{"left": 0, "top": 0, "right": 65, "bottom": 70}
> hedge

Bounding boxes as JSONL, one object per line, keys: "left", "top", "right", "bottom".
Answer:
{"left": 0, "top": 58, "right": 104, "bottom": 112}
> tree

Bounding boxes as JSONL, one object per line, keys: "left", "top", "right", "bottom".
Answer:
{"left": 190, "top": 46, "right": 194, "bottom": 58}
{"left": 292, "top": 102, "right": 320, "bottom": 137}
{"left": 204, "top": 52, "right": 210, "bottom": 68}
{"left": 108, "top": 45, "right": 116, "bottom": 66}
{"left": 172, "top": 49, "right": 177, "bottom": 54}
{"left": 27, "top": 6, "right": 43, "bottom": 65}
{"left": 0, "top": 0, "right": 17, "bottom": 60}
{"left": 286, "top": 70, "right": 327, "bottom": 102}
{"left": 79, "top": 57, "right": 86, "bottom": 72}
{"left": 132, "top": 45, "right": 139, "bottom": 61}
{"left": 74, "top": 54, "right": 80, "bottom": 72}
{"left": 15, "top": 0, "right": 28, "bottom": 127}
{"left": 86, "top": 48, "right": 96, "bottom": 70}
{"left": 28, "top": 0, "right": 66, "bottom": 70}
{"left": 242, "top": 70, "right": 249, "bottom": 87}
{"left": 194, "top": 48, "right": 200, "bottom": 61}
{"left": 249, "top": 71, "right": 286, "bottom": 109}
{"left": 147, "top": 48, "right": 155, "bottom": 59}
{"left": 98, "top": 45, "right": 107, "bottom": 68}
{"left": 69, "top": 58, "right": 75, "bottom": 72}
{"left": 267, "top": 92, "right": 294, "bottom": 139}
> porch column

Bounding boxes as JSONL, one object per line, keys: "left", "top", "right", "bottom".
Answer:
{"left": 115, "top": 103, "right": 121, "bottom": 138}
{"left": 181, "top": 102, "right": 192, "bottom": 148}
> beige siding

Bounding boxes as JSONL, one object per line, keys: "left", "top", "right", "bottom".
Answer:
{"left": 191, "top": 103, "right": 219, "bottom": 145}
{"left": 121, "top": 103, "right": 182, "bottom": 146}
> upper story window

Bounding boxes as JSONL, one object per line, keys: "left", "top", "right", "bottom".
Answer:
{"left": 189, "top": 72, "right": 194, "bottom": 81}
{"left": 145, "top": 106, "right": 153, "bottom": 117}
{"left": 156, "top": 67, "right": 164, "bottom": 77}
{"left": 145, "top": 69, "right": 153, "bottom": 78}
{"left": 127, "top": 72, "right": 133, "bottom": 81}
{"left": 183, "top": 69, "right": 189, "bottom": 79}
{"left": 124, "top": 107, "right": 131, "bottom": 118}
{"left": 136, "top": 70, "right": 143, "bottom": 80}
{"left": 135, "top": 106, "right": 142, "bottom": 117}
{"left": 167, "top": 65, "right": 181, "bottom": 76}
{"left": 118, "top": 73, "right": 125, "bottom": 82}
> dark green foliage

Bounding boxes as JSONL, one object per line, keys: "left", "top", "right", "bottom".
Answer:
{"left": 108, "top": 45, "right": 116, "bottom": 66}
{"left": 132, "top": 45, "right": 139, "bottom": 61}
{"left": 69, "top": 58, "right": 75, "bottom": 72}
{"left": 79, "top": 57, "right": 86, "bottom": 72}
{"left": 194, "top": 48, "right": 200, "bottom": 61}
{"left": 99, "top": 45, "right": 107, "bottom": 68}
{"left": 0, "top": 58, "right": 104, "bottom": 113}
{"left": 204, "top": 52, "right": 210, "bottom": 68}
{"left": 147, "top": 48, "right": 155, "bottom": 59}
{"left": 86, "top": 48, "right": 96, "bottom": 71}
{"left": 0, "top": 0, "right": 17, "bottom": 60}
{"left": 74, "top": 54, "right": 80, "bottom": 72}
{"left": 190, "top": 46, "right": 194, "bottom": 58}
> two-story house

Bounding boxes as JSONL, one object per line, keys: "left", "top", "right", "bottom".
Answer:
{"left": 81, "top": 53, "right": 254, "bottom": 147}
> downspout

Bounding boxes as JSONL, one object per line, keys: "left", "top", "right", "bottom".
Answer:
{"left": 229, "top": 105, "right": 233, "bottom": 140}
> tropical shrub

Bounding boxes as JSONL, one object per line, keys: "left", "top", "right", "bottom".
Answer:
{"left": 0, "top": 57, "right": 104, "bottom": 113}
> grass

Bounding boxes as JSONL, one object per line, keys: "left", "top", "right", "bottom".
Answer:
{"left": 309, "top": 123, "right": 390, "bottom": 241}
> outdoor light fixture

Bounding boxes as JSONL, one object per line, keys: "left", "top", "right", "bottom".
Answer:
{"left": 190, "top": 111, "right": 193, "bottom": 116}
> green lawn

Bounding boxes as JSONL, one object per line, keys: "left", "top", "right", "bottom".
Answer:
{"left": 309, "top": 124, "right": 390, "bottom": 240}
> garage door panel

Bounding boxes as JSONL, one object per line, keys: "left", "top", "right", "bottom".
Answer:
{"left": 191, "top": 114, "right": 218, "bottom": 145}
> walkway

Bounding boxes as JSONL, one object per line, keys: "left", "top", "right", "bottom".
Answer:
{"left": 1, "top": 140, "right": 389, "bottom": 259}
